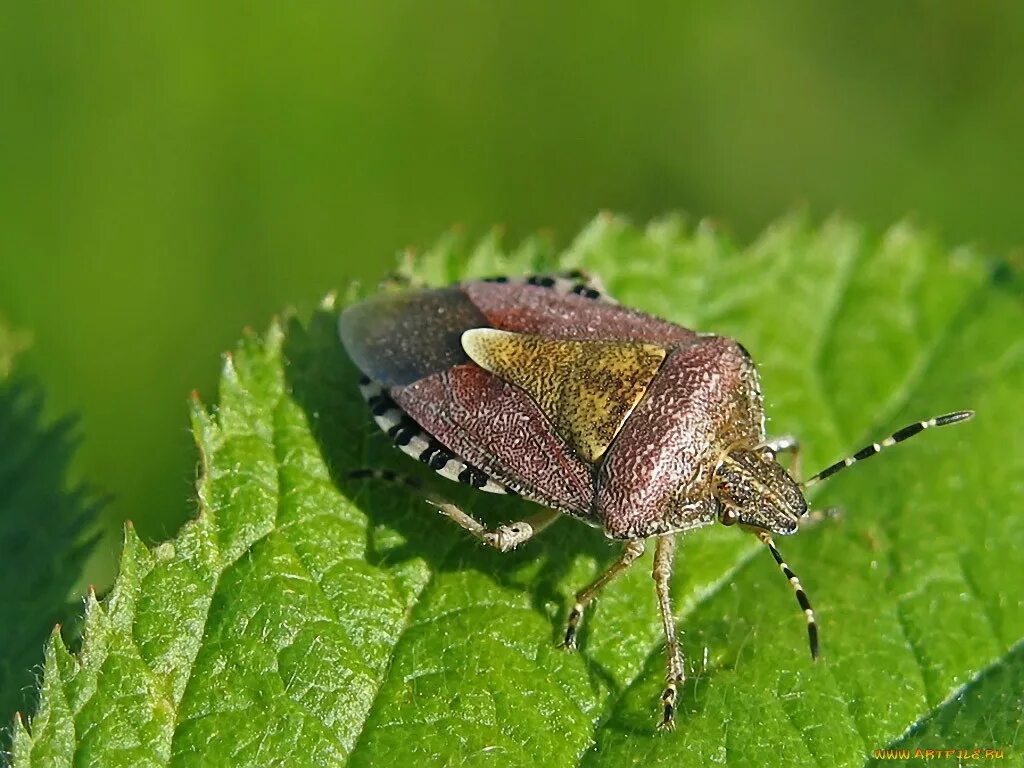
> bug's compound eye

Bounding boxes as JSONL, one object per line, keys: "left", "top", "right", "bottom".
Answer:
{"left": 720, "top": 506, "right": 739, "bottom": 526}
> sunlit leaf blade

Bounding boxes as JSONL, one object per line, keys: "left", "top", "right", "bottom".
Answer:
{"left": 12, "top": 216, "right": 1023, "bottom": 767}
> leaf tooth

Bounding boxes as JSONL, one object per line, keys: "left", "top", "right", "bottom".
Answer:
{"left": 464, "top": 226, "right": 507, "bottom": 276}
{"left": 220, "top": 349, "right": 238, "bottom": 384}
{"left": 265, "top": 317, "right": 286, "bottom": 354}
{"left": 319, "top": 290, "right": 338, "bottom": 310}
{"left": 23, "top": 632, "right": 77, "bottom": 765}
{"left": 48, "top": 624, "right": 77, "bottom": 679}
{"left": 77, "top": 586, "right": 110, "bottom": 672}
{"left": 188, "top": 391, "right": 219, "bottom": 462}
{"left": 105, "top": 522, "right": 154, "bottom": 630}
{"left": 11, "top": 710, "right": 32, "bottom": 763}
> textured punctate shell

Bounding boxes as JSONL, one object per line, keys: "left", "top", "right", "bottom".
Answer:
{"left": 340, "top": 280, "right": 765, "bottom": 537}
{"left": 464, "top": 281, "right": 698, "bottom": 344}
{"left": 391, "top": 365, "right": 596, "bottom": 517}
{"left": 597, "top": 336, "right": 764, "bottom": 538}
{"left": 462, "top": 328, "right": 667, "bottom": 462}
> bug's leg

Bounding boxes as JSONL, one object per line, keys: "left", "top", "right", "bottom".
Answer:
{"left": 563, "top": 539, "right": 646, "bottom": 650}
{"left": 349, "top": 468, "right": 559, "bottom": 551}
{"left": 653, "top": 534, "right": 684, "bottom": 731}
{"left": 428, "top": 497, "right": 561, "bottom": 552}
{"left": 379, "top": 250, "right": 424, "bottom": 291}
{"left": 761, "top": 434, "right": 801, "bottom": 480}
{"left": 800, "top": 505, "right": 843, "bottom": 530}
{"left": 756, "top": 531, "right": 819, "bottom": 659}
{"left": 762, "top": 435, "right": 799, "bottom": 454}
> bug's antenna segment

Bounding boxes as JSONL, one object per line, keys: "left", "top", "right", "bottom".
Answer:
{"left": 758, "top": 531, "right": 818, "bottom": 659}
{"left": 801, "top": 410, "right": 974, "bottom": 489}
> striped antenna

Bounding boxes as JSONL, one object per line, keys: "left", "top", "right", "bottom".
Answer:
{"left": 802, "top": 410, "right": 974, "bottom": 489}
{"left": 758, "top": 531, "right": 818, "bottom": 659}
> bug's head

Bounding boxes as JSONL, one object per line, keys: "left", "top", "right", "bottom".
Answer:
{"left": 713, "top": 448, "right": 807, "bottom": 535}
{"left": 711, "top": 410, "right": 975, "bottom": 536}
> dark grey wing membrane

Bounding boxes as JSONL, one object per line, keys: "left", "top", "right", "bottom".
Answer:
{"left": 339, "top": 286, "right": 489, "bottom": 388}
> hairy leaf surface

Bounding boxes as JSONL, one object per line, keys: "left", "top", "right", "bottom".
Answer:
{"left": 12, "top": 217, "right": 1023, "bottom": 767}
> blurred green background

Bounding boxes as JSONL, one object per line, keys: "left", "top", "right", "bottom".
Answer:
{"left": 2, "top": 1, "right": 1023, "bottom": 588}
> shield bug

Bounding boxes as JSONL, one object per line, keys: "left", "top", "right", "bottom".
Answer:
{"left": 339, "top": 271, "right": 973, "bottom": 730}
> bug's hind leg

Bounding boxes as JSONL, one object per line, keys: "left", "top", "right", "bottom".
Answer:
{"left": 429, "top": 497, "right": 560, "bottom": 552}
{"left": 379, "top": 249, "right": 425, "bottom": 291}
{"left": 348, "top": 468, "right": 560, "bottom": 551}
{"left": 653, "top": 534, "right": 684, "bottom": 730}
{"left": 563, "top": 539, "right": 646, "bottom": 650}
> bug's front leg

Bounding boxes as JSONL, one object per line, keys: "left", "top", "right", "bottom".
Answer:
{"left": 653, "top": 534, "right": 684, "bottom": 730}
{"left": 428, "top": 497, "right": 560, "bottom": 552}
{"left": 563, "top": 539, "right": 646, "bottom": 650}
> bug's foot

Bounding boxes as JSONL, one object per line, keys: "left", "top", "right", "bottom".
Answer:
{"left": 560, "top": 605, "right": 583, "bottom": 650}
{"left": 658, "top": 678, "right": 682, "bottom": 731}
{"left": 800, "top": 505, "right": 843, "bottom": 532}
{"left": 483, "top": 522, "right": 534, "bottom": 552}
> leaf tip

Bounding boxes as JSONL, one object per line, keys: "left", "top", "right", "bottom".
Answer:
{"left": 44, "top": 622, "right": 72, "bottom": 667}
{"left": 12, "top": 708, "right": 29, "bottom": 752}
{"left": 119, "top": 518, "right": 152, "bottom": 572}
{"left": 320, "top": 291, "right": 338, "bottom": 311}
{"left": 221, "top": 351, "right": 237, "bottom": 381}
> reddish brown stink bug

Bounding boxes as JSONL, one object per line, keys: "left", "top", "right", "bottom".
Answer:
{"left": 339, "top": 272, "right": 973, "bottom": 730}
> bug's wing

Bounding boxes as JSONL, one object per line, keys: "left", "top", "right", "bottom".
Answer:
{"left": 339, "top": 282, "right": 703, "bottom": 519}
{"left": 462, "top": 328, "right": 667, "bottom": 463}
{"left": 340, "top": 287, "right": 488, "bottom": 388}
{"left": 463, "top": 281, "right": 699, "bottom": 345}
{"left": 391, "top": 365, "right": 596, "bottom": 517}
{"left": 340, "top": 282, "right": 699, "bottom": 389}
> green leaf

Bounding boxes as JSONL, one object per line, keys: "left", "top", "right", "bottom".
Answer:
{"left": 0, "top": 326, "right": 98, "bottom": 751}
{"left": 12, "top": 216, "right": 1023, "bottom": 767}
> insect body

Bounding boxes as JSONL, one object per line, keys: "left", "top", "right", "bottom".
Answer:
{"left": 339, "top": 273, "right": 972, "bottom": 730}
